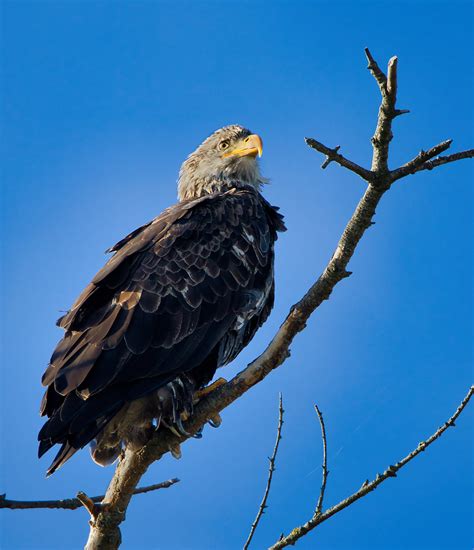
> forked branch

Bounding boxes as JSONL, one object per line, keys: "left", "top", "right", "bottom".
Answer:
{"left": 0, "top": 479, "right": 179, "bottom": 511}
{"left": 304, "top": 139, "right": 374, "bottom": 181}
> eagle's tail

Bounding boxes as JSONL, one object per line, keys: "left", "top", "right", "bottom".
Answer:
{"left": 38, "top": 387, "right": 124, "bottom": 475}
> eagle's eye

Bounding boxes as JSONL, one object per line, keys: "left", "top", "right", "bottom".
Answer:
{"left": 219, "top": 140, "right": 230, "bottom": 151}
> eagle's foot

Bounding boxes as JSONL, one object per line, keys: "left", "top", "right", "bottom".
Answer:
{"left": 155, "top": 377, "right": 225, "bottom": 439}
{"left": 207, "top": 413, "right": 222, "bottom": 428}
{"left": 155, "top": 374, "right": 195, "bottom": 436}
{"left": 193, "top": 426, "right": 203, "bottom": 439}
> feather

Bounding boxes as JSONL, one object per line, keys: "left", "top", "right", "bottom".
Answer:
{"left": 53, "top": 343, "right": 103, "bottom": 395}
{"left": 46, "top": 442, "right": 78, "bottom": 476}
{"left": 77, "top": 341, "right": 131, "bottom": 396}
{"left": 139, "top": 289, "right": 162, "bottom": 313}
{"left": 102, "top": 307, "right": 134, "bottom": 350}
{"left": 123, "top": 306, "right": 155, "bottom": 355}
{"left": 39, "top": 384, "right": 64, "bottom": 417}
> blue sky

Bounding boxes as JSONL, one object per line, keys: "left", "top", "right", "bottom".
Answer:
{"left": 1, "top": 1, "right": 472, "bottom": 549}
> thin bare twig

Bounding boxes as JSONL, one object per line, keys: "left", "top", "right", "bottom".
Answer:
{"left": 243, "top": 394, "right": 284, "bottom": 550}
{"left": 314, "top": 405, "right": 328, "bottom": 516}
{"left": 0, "top": 479, "right": 179, "bottom": 511}
{"left": 270, "top": 385, "right": 473, "bottom": 549}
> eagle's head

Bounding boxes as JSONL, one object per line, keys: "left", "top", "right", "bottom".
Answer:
{"left": 178, "top": 125, "right": 266, "bottom": 201}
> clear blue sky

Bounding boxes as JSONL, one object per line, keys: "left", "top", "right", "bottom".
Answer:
{"left": 1, "top": 1, "right": 472, "bottom": 549}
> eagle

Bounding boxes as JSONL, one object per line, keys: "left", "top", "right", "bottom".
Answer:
{"left": 38, "top": 125, "right": 286, "bottom": 475}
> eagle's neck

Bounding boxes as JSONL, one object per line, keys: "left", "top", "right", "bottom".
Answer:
{"left": 178, "top": 176, "right": 263, "bottom": 201}
{"left": 177, "top": 155, "right": 267, "bottom": 201}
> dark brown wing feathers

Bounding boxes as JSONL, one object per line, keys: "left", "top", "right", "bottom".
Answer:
{"left": 39, "top": 189, "right": 285, "bottom": 473}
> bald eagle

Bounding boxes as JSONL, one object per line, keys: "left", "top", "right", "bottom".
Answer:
{"left": 38, "top": 125, "right": 286, "bottom": 475}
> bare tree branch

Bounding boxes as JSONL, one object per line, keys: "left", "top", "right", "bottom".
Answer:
{"left": 0, "top": 479, "right": 179, "bottom": 511}
{"left": 390, "top": 144, "right": 474, "bottom": 182}
{"left": 314, "top": 405, "right": 328, "bottom": 517}
{"left": 364, "top": 47, "right": 387, "bottom": 91}
{"left": 365, "top": 49, "right": 399, "bottom": 174}
{"left": 304, "top": 138, "right": 374, "bottom": 181}
{"left": 82, "top": 168, "right": 385, "bottom": 550}
{"left": 18, "top": 48, "right": 469, "bottom": 550}
{"left": 415, "top": 149, "right": 474, "bottom": 172}
{"left": 269, "top": 385, "right": 473, "bottom": 549}
{"left": 243, "top": 394, "right": 284, "bottom": 550}
{"left": 81, "top": 48, "right": 473, "bottom": 550}
{"left": 77, "top": 491, "right": 100, "bottom": 518}
{"left": 308, "top": 51, "right": 472, "bottom": 184}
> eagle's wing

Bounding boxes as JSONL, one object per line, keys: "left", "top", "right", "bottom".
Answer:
{"left": 39, "top": 189, "right": 283, "bottom": 471}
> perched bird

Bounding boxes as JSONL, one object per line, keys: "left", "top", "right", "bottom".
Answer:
{"left": 38, "top": 125, "right": 286, "bottom": 475}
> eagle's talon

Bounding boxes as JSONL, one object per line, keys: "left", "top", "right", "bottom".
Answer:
{"left": 192, "top": 428, "right": 203, "bottom": 439}
{"left": 161, "top": 419, "right": 182, "bottom": 438}
{"left": 175, "top": 417, "right": 191, "bottom": 436}
{"left": 207, "top": 413, "right": 222, "bottom": 428}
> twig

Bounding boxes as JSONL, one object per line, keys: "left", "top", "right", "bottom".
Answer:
{"left": 364, "top": 47, "right": 387, "bottom": 91}
{"left": 305, "top": 139, "right": 374, "bottom": 181}
{"left": 270, "top": 385, "right": 473, "bottom": 549}
{"left": 77, "top": 491, "right": 99, "bottom": 518}
{"left": 79, "top": 49, "right": 473, "bottom": 550}
{"left": 314, "top": 405, "right": 328, "bottom": 516}
{"left": 365, "top": 48, "right": 399, "bottom": 174}
{"left": 0, "top": 479, "right": 179, "bottom": 511}
{"left": 416, "top": 149, "right": 474, "bottom": 171}
{"left": 386, "top": 56, "right": 398, "bottom": 100}
{"left": 243, "top": 394, "right": 284, "bottom": 550}
{"left": 320, "top": 145, "right": 340, "bottom": 169}
{"left": 390, "top": 145, "right": 474, "bottom": 182}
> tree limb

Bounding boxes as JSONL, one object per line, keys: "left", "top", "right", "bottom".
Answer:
{"left": 365, "top": 49, "right": 399, "bottom": 174}
{"left": 243, "top": 394, "right": 284, "bottom": 550}
{"left": 269, "top": 385, "right": 473, "bottom": 549}
{"left": 390, "top": 145, "right": 474, "bottom": 182}
{"left": 0, "top": 479, "right": 179, "bottom": 511}
{"left": 38, "top": 48, "right": 472, "bottom": 550}
{"left": 83, "top": 175, "right": 386, "bottom": 549}
{"left": 304, "top": 138, "right": 374, "bottom": 181}
{"left": 314, "top": 405, "right": 328, "bottom": 516}
{"left": 364, "top": 47, "right": 387, "bottom": 91}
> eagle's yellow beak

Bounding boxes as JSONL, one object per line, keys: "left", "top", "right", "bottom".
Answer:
{"left": 223, "top": 134, "right": 263, "bottom": 159}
